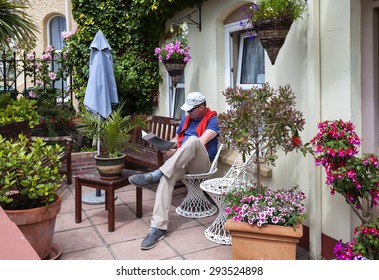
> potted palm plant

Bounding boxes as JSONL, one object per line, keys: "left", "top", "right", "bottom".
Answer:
{"left": 79, "top": 102, "right": 145, "bottom": 179}
{"left": 219, "top": 83, "right": 311, "bottom": 259}
{"left": 0, "top": 134, "right": 64, "bottom": 259}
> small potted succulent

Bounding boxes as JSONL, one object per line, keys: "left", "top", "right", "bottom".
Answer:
{"left": 219, "top": 83, "right": 311, "bottom": 259}
{"left": 310, "top": 119, "right": 379, "bottom": 260}
{"left": 0, "top": 134, "right": 64, "bottom": 259}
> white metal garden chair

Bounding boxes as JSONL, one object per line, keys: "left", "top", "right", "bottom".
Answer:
{"left": 175, "top": 144, "right": 224, "bottom": 218}
{"left": 200, "top": 151, "right": 256, "bottom": 244}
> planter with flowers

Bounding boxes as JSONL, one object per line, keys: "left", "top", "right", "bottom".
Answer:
{"left": 241, "top": 0, "right": 307, "bottom": 64}
{"left": 154, "top": 22, "right": 191, "bottom": 87}
{"left": 310, "top": 120, "right": 379, "bottom": 260}
{"left": 219, "top": 83, "right": 311, "bottom": 260}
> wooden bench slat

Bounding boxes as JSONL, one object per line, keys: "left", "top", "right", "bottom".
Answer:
{"left": 124, "top": 115, "right": 180, "bottom": 170}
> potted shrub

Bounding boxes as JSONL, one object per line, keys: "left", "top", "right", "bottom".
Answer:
{"left": 241, "top": 0, "right": 308, "bottom": 64}
{"left": 219, "top": 83, "right": 311, "bottom": 259}
{"left": 79, "top": 102, "right": 145, "bottom": 179}
{"left": 0, "top": 93, "right": 40, "bottom": 127}
{"left": 0, "top": 134, "right": 64, "bottom": 259}
{"left": 310, "top": 119, "right": 379, "bottom": 259}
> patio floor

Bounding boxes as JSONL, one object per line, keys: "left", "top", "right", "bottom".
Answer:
{"left": 53, "top": 181, "right": 311, "bottom": 260}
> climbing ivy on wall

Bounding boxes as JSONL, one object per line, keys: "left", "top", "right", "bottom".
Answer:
{"left": 69, "top": 0, "right": 204, "bottom": 114}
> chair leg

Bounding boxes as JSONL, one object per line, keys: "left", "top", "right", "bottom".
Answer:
{"left": 175, "top": 178, "right": 217, "bottom": 218}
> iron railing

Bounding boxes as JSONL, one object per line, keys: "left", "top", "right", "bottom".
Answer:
{"left": 0, "top": 50, "right": 73, "bottom": 106}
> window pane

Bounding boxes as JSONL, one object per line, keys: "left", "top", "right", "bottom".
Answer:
{"left": 49, "top": 16, "right": 66, "bottom": 50}
{"left": 239, "top": 36, "right": 265, "bottom": 85}
{"left": 172, "top": 74, "right": 185, "bottom": 119}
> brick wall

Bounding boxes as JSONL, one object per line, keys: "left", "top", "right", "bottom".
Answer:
{"left": 71, "top": 151, "right": 96, "bottom": 177}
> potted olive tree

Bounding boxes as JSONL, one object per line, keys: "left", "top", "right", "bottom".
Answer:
{"left": 79, "top": 102, "right": 145, "bottom": 179}
{"left": 219, "top": 83, "right": 311, "bottom": 259}
{"left": 0, "top": 134, "right": 64, "bottom": 259}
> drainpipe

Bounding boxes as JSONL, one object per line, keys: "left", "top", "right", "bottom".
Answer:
{"left": 307, "top": 0, "right": 323, "bottom": 260}
{"left": 65, "top": 0, "right": 71, "bottom": 31}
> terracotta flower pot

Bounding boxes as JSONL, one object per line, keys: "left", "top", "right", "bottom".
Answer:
{"left": 224, "top": 219, "right": 303, "bottom": 260}
{"left": 5, "top": 194, "right": 62, "bottom": 260}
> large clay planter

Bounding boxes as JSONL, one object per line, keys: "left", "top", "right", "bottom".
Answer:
{"left": 5, "top": 194, "right": 62, "bottom": 260}
{"left": 224, "top": 219, "right": 303, "bottom": 260}
{"left": 95, "top": 154, "right": 126, "bottom": 180}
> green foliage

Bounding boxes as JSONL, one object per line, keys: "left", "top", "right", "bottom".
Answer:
{"left": 0, "top": 93, "right": 40, "bottom": 127}
{"left": 79, "top": 102, "right": 146, "bottom": 158}
{"left": 0, "top": 0, "right": 37, "bottom": 47}
{"left": 244, "top": 0, "right": 307, "bottom": 23}
{"left": 69, "top": 0, "right": 203, "bottom": 114}
{"left": 353, "top": 217, "right": 379, "bottom": 260}
{"left": 0, "top": 134, "right": 63, "bottom": 210}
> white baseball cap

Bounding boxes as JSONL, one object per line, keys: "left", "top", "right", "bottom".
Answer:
{"left": 180, "top": 92, "right": 206, "bottom": 111}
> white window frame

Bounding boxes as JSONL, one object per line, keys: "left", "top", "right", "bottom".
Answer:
{"left": 224, "top": 21, "right": 265, "bottom": 110}
{"left": 236, "top": 32, "right": 265, "bottom": 90}
{"left": 166, "top": 74, "right": 185, "bottom": 119}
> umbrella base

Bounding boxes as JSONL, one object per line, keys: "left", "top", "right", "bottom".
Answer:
{"left": 82, "top": 191, "right": 118, "bottom": 205}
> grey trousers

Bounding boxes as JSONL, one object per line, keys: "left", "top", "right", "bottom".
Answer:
{"left": 151, "top": 136, "right": 211, "bottom": 230}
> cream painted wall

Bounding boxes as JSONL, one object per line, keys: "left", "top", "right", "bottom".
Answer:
{"left": 318, "top": 0, "right": 361, "bottom": 243}
{"left": 155, "top": 0, "right": 367, "bottom": 259}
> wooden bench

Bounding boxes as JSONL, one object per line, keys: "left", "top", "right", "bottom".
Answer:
{"left": 0, "top": 120, "right": 73, "bottom": 184}
{"left": 124, "top": 115, "right": 180, "bottom": 170}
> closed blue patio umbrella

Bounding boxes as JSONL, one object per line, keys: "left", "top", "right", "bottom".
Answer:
{"left": 84, "top": 30, "right": 118, "bottom": 121}
{"left": 83, "top": 30, "right": 119, "bottom": 204}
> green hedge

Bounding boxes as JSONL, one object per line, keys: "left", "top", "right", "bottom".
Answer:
{"left": 69, "top": 0, "right": 204, "bottom": 115}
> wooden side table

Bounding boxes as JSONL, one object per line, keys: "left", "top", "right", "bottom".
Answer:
{"left": 75, "top": 168, "right": 142, "bottom": 232}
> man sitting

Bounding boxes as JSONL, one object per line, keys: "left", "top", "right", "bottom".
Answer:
{"left": 128, "top": 91, "right": 220, "bottom": 250}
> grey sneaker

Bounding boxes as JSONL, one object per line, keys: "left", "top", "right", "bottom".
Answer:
{"left": 141, "top": 227, "right": 167, "bottom": 250}
{"left": 128, "top": 172, "right": 159, "bottom": 187}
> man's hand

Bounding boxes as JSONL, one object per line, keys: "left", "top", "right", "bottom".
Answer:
{"left": 163, "top": 149, "right": 176, "bottom": 158}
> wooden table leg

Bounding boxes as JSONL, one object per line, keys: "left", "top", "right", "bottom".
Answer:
{"left": 107, "top": 188, "right": 115, "bottom": 232}
{"left": 75, "top": 178, "right": 82, "bottom": 223}
{"left": 136, "top": 187, "right": 142, "bottom": 218}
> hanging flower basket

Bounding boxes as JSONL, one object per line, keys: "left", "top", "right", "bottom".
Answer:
{"left": 254, "top": 17, "right": 293, "bottom": 65}
{"left": 162, "top": 58, "right": 187, "bottom": 87}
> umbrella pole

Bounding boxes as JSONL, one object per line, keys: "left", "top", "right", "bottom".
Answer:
{"left": 96, "top": 123, "right": 102, "bottom": 197}
{"left": 83, "top": 116, "right": 106, "bottom": 204}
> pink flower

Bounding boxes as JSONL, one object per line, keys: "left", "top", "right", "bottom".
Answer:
{"left": 49, "top": 72, "right": 57, "bottom": 81}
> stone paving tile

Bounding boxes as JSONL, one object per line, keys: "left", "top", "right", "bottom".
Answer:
{"left": 55, "top": 182, "right": 310, "bottom": 260}
{"left": 182, "top": 245, "right": 232, "bottom": 260}
{"left": 110, "top": 238, "right": 178, "bottom": 260}
{"left": 55, "top": 211, "right": 91, "bottom": 232}
{"left": 165, "top": 226, "right": 217, "bottom": 255}
{"left": 59, "top": 246, "right": 115, "bottom": 260}
{"left": 53, "top": 226, "right": 104, "bottom": 254}
{"left": 96, "top": 218, "right": 150, "bottom": 244}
